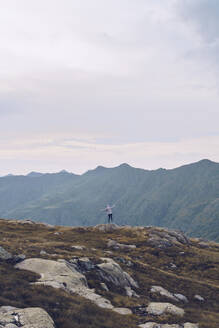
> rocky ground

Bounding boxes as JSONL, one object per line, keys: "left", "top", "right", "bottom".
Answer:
{"left": 0, "top": 219, "right": 218, "bottom": 328}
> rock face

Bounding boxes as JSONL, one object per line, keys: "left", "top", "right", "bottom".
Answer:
{"left": 15, "top": 258, "right": 87, "bottom": 290}
{"left": 146, "top": 302, "right": 184, "bottom": 317}
{"left": 97, "top": 258, "right": 138, "bottom": 289}
{"left": 0, "top": 306, "right": 55, "bottom": 328}
{"left": 147, "top": 228, "right": 189, "bottom": 249}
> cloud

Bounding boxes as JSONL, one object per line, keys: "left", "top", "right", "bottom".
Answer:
{"left": 0, "top": 1, "right": 219, "bottom": 173}
{"left": 0, "top": 133, "right": 218, "bottom": 175}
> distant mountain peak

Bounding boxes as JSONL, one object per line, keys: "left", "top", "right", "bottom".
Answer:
{"left": 27, "top": 172, "right": 44, "bottom": 177}
{"left": 198, "top": 159, "right": 215, "bottom": 164}
{"left": 118, "top": 163, "right": 131, "bottom": 168}
{"left": 58, "top": 169, "right": 70, "bottom": 174}
{"left": 95, "top": 165, "right": 106, "bottom": 170}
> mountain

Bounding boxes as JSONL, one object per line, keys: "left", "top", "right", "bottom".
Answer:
{"left": 0, "top": 159, "right": 219, "bottom": 241}
{"left": 0, "top": 219, "right": 218, "bottom": 328}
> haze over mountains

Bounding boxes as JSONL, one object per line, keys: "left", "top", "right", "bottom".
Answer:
{"left": 0, "top": 159, "right": 219, "bottom": 241}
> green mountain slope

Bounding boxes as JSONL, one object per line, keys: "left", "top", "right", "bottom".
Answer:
{"left": 0, "top": 159, "right": 219, "bottom": 240}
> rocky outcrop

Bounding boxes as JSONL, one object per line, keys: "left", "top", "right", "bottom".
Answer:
{"left": 94, "top": 224, "right": 120, "bottom": 233}
{"left": 146, "top": 302, "right": 184, "bottom": 317}
{"left": 0, "top": 306, "right": 55, "bottom": 328}
{"left": 147, "top": 228, "right": 189, "bottom": 249}
{"left": 139, "top": 324, "right": 180, "bottom": 328}
{"left": 15, "top": 258, "right": 113, "bottom": 310}
{"left": 14, "top": 258, "right": 136, "bottom": 313}
{"left": 97, "top": 258, "right": 138, "bottom": 289}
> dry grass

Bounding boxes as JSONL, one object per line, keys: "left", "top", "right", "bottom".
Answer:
{"left": 0, "top": 219, "right": 219, "bottom": 328}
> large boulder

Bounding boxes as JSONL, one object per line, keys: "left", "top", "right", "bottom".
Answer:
{"left": 15, "top": 258, "right": 113, "bottom": 310}
{"left": 97, "top": 258, "right": 138, "bottom": 289}
{"left": 146, "top": 302, "right": 184, "bottom": 317}
{"left": 15, "top": 258, "right": 87, "bottom": 290}
{"left": 0, "top": 306, "right": 55, "bottom": 328}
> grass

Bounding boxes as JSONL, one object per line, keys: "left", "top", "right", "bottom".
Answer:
{"left": 0, "top": 219, "right": 219, "bottom": 328}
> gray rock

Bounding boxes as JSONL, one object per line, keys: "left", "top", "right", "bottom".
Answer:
{"left": 0, "top": 306, "right": 55, "bottom": 328}
{"left": 97, "top": 258, "right": 138, "bottom": 289}
{"left": 15, "top": 258, "right": 114, "bottom": 310}
{"left": 0, "top": 247, "right": 12, "bottom": 260}
{"left": 40, "top": 250, "right": 47, "bottom": 255}
{"left": 15, "top": 258, "right": 87, "bottom": 289}
{"left": 150, "top": 286, "right": 178, "bottom": 302}
{"left": 170, "top": 263, "right": 177, "bottom": 269}
{"left": 107, "top": 239, "right": 136, "bottom": 250}
{"left": 146, "top": 302, "right": 184, "bottom": 317}
{"left": 162, "top": 325, "right": 181, "bottom": 328}
{"left": 184, "top": 323, "right": 199, "bottom": 328}
{"left": 139, "top": 323, "right": 181, "bottom": 328}
{"left": 174, "top": 294, "right": 188, "bottom": 303}
{"left": 139, "top": 323, "right": 161, "bottom": 328}
{"left": 69, "top": 257, "right": 95, "bottom": 272}
{"left": 147, "top": 228, "right": 189, "bottom": 249}
{"left": 71, "top": 245, "right": 85, "bottom": 250}
{"left": 113, "top": 307, "right": 132, "bottom": 315}
{"left": 125, "top": 286, "right": 139, "bottom": 297}
{"left": 100, "top": 282, "right": 109, "bottom": 291}
{"left": 194, "top": 295, "right": 204, "bottom": 302}
{"left": 198, "top": 242, "right": 209, "bottom": 249}
{"left": 94, "top": 224, "right": 120, "bottom": 233}
{"left": 13, "top": 254, "right": 26, "bottom": 263}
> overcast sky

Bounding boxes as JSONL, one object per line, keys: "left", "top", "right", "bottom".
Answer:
{"left": 0, "top": 0, "right": 219, "bottom": 175}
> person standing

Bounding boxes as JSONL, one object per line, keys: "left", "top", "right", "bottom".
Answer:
{"left": 101, "top": 204, "right": 115, "bottom": 223}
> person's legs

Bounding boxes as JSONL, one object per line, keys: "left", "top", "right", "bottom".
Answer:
{"left": 108, "top": 214, "right": 110, "bottom": 223}
{"left": 110, "top": 214, "right": 113, "bottom": 222}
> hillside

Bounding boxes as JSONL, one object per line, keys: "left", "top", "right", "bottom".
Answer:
{"left": 0, "top": 159, "right": 219, "bottom": 241}
{"left": 0, "top": 219, "right": 218, "bottom": 328}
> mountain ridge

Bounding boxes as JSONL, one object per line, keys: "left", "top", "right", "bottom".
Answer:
{"left": 0, "top": 159, "right": 218, "bottom": 241}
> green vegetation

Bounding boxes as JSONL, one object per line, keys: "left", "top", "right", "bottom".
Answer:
{"left": 0, "top": 159, "right": 219, "bottom": 240}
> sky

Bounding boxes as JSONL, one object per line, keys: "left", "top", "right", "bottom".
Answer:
{"left": 0, "top": 0, "right": 219, "bottom": 175}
